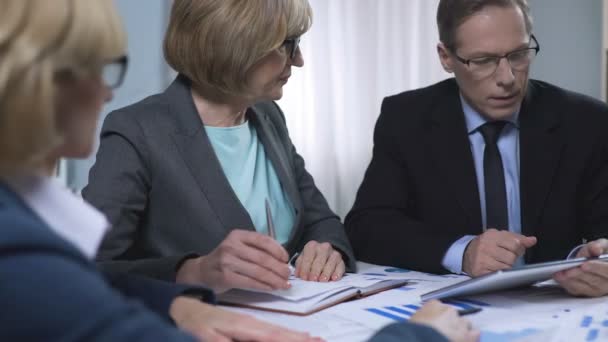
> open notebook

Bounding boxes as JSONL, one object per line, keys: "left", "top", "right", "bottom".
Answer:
{"left": 218, "top": 272, "right": 409, "bottom": 315}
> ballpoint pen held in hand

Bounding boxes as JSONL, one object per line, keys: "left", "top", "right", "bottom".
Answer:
{"left": 265, "top": 198, "right": 277, "bottom": 240}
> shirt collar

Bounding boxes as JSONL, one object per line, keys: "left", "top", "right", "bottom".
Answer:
{"left": 5, "top": 174, "right": 109, "bottom": 259}
{"left": 460, "top": 94, "right": 520, "bottom": 134}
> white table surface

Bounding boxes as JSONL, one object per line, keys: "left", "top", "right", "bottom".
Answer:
{"left": 221, "top": 262, "right": 608, "bottom": 342}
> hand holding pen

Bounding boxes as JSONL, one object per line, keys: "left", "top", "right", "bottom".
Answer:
{"left": 267, "top": 199, "right": 297, "bottom": 275}
{"left": 175, "top": 201, "right": 291, "bottom": 293}
{"left": 266, "top": 198, "right": 346, "bottom": 283}
{"left": 265, "top": 198, "right": 277, "bottom": 240}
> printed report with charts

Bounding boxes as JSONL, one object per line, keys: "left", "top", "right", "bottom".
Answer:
{"left": 218, "top": 272, "right": 410, "bottom": 315}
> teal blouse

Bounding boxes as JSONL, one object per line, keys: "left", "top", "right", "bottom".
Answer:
{"left": 205, "top": 121, "right": 295, "bottom": 244}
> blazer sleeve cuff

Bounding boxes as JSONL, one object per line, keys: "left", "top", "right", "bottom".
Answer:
{"left": 441, "top": 235, "right": 476, "bottom": 274}
{"left": 333, "top": 244, "right": 357, "bottom": 272}
{"left": 174, "top": 252, "right": 201, "bottom": 278}
{"left": 98, "top": 253, "right": 202, "bottom": 283}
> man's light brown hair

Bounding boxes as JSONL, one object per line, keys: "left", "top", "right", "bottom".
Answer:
{"left": 437, "top": 0, "right": 533, "bottom": 51}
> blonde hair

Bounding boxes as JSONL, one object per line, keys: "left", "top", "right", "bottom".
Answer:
{"left": 164, "top": 0, "right": 312, "bottom": 102}
{"left": 0, "top": 0, "right": 126, "bottom": 175}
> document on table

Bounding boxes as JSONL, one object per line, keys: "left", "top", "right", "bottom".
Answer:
{"left": 218, "top": 271, "right": 410, "bottom": 315}
{"left": 224, "top": 306, "right": 377, "bottom": 342}
{"left": 549, "top": 303, "right": 608, "bottom": 342}
{"left": 220, "top": 262, "right": 608, "bottom": 342}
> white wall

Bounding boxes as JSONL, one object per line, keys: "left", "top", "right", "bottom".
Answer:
{"left": 67, "top": 0, "right": 171, "bottom": 189}
{"left": 528, "top": 0, "right": 603, "bottom": 99}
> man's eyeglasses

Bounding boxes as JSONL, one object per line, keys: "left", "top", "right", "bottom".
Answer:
{"left": 280, "top": 37, "right": 301, "bottom": 59}
{"left": 102, "top": 55, "right": 128, "bottom": 89}
{"left": 452, "top": 35, "right": 540, "bottom": 79}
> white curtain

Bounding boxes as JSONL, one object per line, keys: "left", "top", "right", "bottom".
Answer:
{"left": 278, "top": 0, "right": 450, "bottom": 218}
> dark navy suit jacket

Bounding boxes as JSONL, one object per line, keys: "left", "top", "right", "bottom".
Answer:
{"left": 0, "top": 182, "right": 213, "bottom": 341}
{"left": 347, "top": 79, "right": 608, "bottom": 273}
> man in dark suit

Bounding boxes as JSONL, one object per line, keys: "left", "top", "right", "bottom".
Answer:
{"left": 346, "top": 0, "right": 608, "bottom": 297}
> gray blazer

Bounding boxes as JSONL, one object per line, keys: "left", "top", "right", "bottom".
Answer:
{"left": 83, "top": 75, "right": 355, "bottom": 281}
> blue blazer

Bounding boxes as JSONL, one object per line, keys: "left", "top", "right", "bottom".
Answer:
{"left": 0, "top": 182, "right": 447, "bottom": 342}
{"left": 0, "top": 182, "right": 212, "bottom": 341}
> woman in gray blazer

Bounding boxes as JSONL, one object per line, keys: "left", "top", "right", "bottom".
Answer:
{"left": 83, "top": 0, "right": 356, "bottom": 294}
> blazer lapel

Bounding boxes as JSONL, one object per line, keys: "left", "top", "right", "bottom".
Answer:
{"left": 429, "top": 83, "right": 483, "bottom": 232}
{"left": 249, "top": 105, "right": 303, "bottom": 242}
{"left": 166, "top": 75, "right": 255, "bottom": 231}
{"left": 519, "top": 81, "right": 564, "bottom": 239}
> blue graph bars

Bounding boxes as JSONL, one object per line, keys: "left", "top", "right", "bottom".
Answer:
{"left": 364, "top": 299, "right": 489, "bottom": 322}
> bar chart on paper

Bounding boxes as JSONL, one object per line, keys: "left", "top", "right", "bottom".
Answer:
{"left": 576, "top": 314, "right": 608, "bottom": 341}
{"left": 551, "top": 308, "right": 608, "bottom": 342}
{"left": 363, "top": 298, "right": 549, "bottom": 342}
{"left": 363, "top": 298, "right": 490, "bottom": 322}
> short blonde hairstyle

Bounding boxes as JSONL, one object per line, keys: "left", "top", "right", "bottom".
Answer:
{"left": 164, "top": 0, "right": 312, "bottom": 102}
{"left": 0, "top": 0, "right": 126, "bottom": 175}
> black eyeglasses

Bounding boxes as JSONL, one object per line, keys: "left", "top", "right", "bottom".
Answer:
{"left": 280, "top": 37, "right": 301, "bottom": 59}
{"left": 452, "top": 35, "right": 540, "bottom": 79}
{"left": 102, "top": 55, "right": 128, "bottom": 89}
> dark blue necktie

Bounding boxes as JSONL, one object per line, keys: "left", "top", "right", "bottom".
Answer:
{"left": 479, "top": 121, "right": 508, "bottom": 230}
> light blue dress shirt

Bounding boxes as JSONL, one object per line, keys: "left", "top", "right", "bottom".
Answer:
{"left": 441, "top": 95, "right": 522, "bottom": 274}
{"left": 206, "top": 121, "right": 295, "bottom": 244}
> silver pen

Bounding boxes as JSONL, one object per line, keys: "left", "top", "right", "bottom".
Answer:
{"left": 265, "top": 198, "right": 276, "bottom": 240}
{"left": 266, "top": 199, "right": 298, "bottom": 273}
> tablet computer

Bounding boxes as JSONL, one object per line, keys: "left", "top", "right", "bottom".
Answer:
{"left": 421, "top": 254, "right": 608, "bottom": 301}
